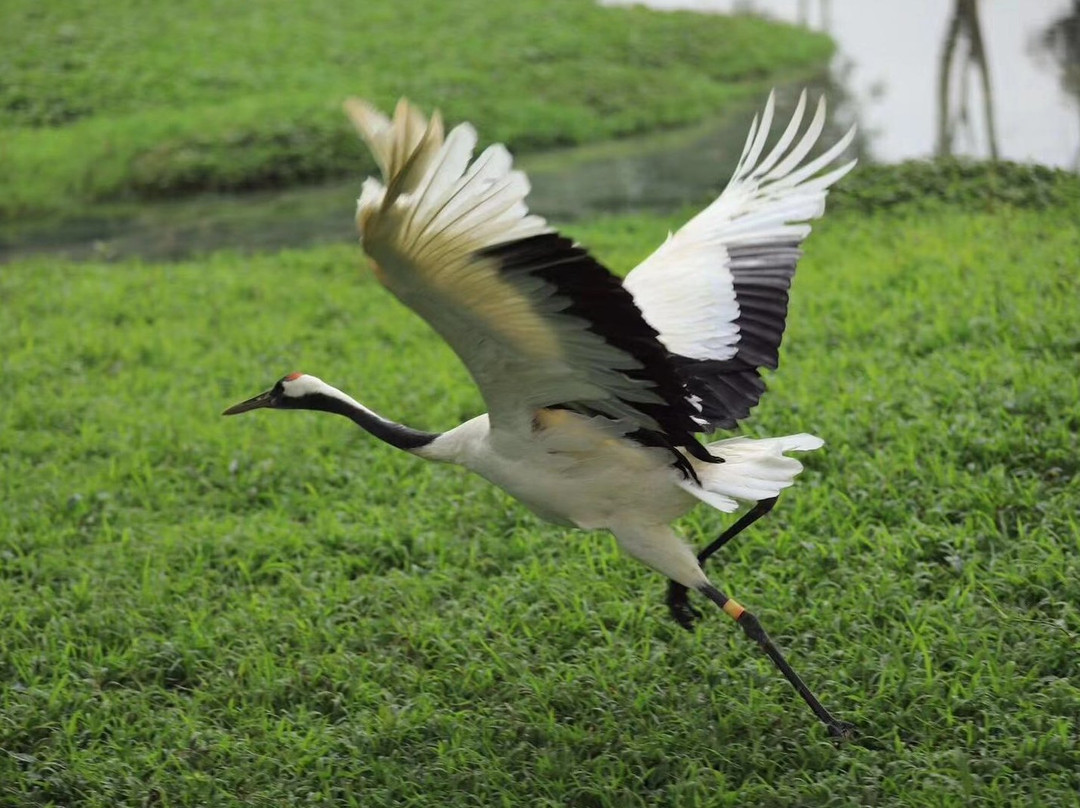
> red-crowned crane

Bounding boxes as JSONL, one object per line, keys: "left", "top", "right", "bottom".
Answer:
{"left": 225, "top": 92, "right": 857, "bottom": 737}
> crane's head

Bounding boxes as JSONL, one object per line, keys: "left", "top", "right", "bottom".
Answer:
{"left": 222, "top": 372, "right": 328, "bottom": 415}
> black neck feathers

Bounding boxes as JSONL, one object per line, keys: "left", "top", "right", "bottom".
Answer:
{"left": 292, "top": 393, "right": 439, "bottom": 452}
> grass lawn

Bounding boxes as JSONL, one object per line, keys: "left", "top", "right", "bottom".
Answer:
{"left": 0, "top": 0, "right": 830, "bottom": 220}
{"left": 2, "top": 167, "right": 1078, "bottom": 805}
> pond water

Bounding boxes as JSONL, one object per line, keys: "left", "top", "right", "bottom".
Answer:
{"left": 0, "top": 100, "right": 849, "bottom": 263}
{"left": 606, "top": 0, "right": 1080, "bottom": 169}
{"left": 3, "top": 0, "right": 1076, "bottom": 263}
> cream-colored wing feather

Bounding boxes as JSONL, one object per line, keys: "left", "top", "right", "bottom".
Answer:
{"left": 347, "top": 99, "right": 702, "bottom": 447}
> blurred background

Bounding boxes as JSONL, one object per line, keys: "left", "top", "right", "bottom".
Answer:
{"left": 2, "top": 0, "right": 1077, "bottom": 263}
{"left": 609, "top": 0, "right": 1080, "bottom": 168}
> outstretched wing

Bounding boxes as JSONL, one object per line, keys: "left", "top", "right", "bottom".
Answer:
{"left": 624, "top": 91, "right": 856, "bottom": 430}
{"left": 346, "top": 99, "right": 704, "bottom": 454}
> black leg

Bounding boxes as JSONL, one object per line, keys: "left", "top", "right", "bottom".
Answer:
{"left": 698, "top": 583, "right": 855, "bottom": 739}
{"left": 667, "top": 497, "right": 778, "bottom": 630}
{"left": 697, "top": 497, "right": 777, "bottom": 567}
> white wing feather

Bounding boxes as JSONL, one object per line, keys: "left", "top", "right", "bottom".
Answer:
{"left": 624, "top": 91, "right": 856, "bottom": 362}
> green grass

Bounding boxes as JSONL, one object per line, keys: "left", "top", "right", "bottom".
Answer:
{"left": 0, "top": 0, "right": 831, "bottom": 220}
{"left": 832, "top": 159, "right": 1080, "bottom": 215}
{"left": 2, "top": 171, "right": 1079, "bottom": 804}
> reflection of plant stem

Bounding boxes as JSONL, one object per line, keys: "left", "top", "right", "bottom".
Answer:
{"left": 938, "top": 6, "right": 963, "bottom": 156}
{"left": 937, "top": 0, "right": 999, "bottom": 160}
{"left": 966, "top": 0, "right": 998, "bottom": 159}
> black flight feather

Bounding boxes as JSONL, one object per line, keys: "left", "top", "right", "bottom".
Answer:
{"left": 675, "top": 239, "right": 803, "bottom": 430}
{"left": 477, "top": 233, "right": 719, "bottom": 468}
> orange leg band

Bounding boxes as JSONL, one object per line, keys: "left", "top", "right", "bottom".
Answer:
{"left": 722, "top": 598, "right": 746, "bottom": 621}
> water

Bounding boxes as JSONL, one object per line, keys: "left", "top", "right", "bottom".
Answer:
{"left": 3, "top": 0, "right": 1076, "bottom": 263}
{"left": 0, "top": 102, "right": 844, "bottom": 263}
{"left": 606, "top": 0, "right": 1080, "bottom": 168}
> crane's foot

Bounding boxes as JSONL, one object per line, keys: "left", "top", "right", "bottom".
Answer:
{"left": 827, "top": 719, "right": 857, "bottom": 740}
{"left": 666, "top": 581, "right": 702, "bottom": 630}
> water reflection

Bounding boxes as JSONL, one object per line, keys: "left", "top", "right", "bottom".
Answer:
{"left": 0, "top": 95, "right": 858, "bottom": 264}
{"left": 1038, "top": 0, "right": 1080, "bottom": 167}
{"left": 937, "top": 0, "right": 998, "bottom": 160}
{"left": 796, "top": 0, "right": 830, "bottom": 30}
{"left": 606, "top": 0, "right": 1080, "bottom": 169}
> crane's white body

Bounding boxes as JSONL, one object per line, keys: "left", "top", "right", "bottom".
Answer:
{"left": 287, "top": 371, "right": 823, "bottom": 589}
{"left": 416, "top": 407, "right": 823, "bottom": 589}
{"left": 422, "top": 412, "right": 696, "bottom": 523}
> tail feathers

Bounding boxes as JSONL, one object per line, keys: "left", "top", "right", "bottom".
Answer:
{"left": 680, "top": 433, "right": 823, "bottom": 512}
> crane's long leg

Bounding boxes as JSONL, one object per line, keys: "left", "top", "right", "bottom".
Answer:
{"left": 667, "top": 498, "right": 778, "bottom": 629}
{"left": 698, "top": 583, "right": 855, "bottom": 738}
{"left": 698, "top": 497, "right": 778, "bottom": 565}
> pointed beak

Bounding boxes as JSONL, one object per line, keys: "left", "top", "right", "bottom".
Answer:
{"left": 222, "top": 389, "right": 274, "bottom": 416}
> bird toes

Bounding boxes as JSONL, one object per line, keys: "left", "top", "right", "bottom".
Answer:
{"left": 827, "top": 719, "right": 858, "bottom": 741}
{"left": 665, "top": 581, "right": 703, "bottom": 631}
